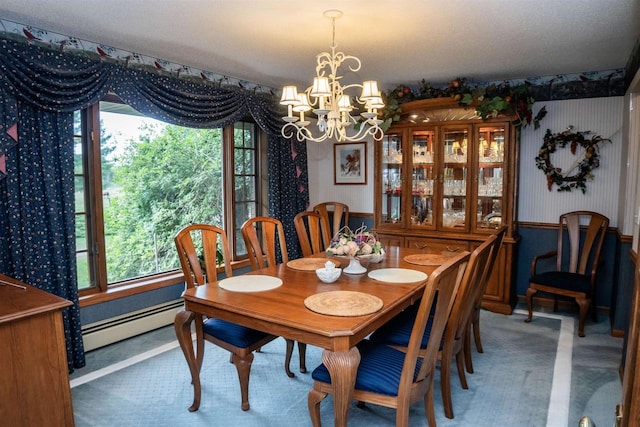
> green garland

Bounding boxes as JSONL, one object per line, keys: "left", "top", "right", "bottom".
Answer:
{"left": 382, "top": 77, "right": 547, "bottom": 129}
{"left": 535, "top": 127, "right": 611, "bottom": 193}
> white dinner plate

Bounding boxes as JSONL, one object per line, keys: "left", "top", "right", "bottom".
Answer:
{"left": 218, "top": 275, "right": 283, "bottom": 292}
{"left": 367, "top": 268, "right": 428, "bottom": 283}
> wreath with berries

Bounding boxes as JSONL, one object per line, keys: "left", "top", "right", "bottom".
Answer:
{"left": 535, "top": 127, "right": 611, "bottom": 193}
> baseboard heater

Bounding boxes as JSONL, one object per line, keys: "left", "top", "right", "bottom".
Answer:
{"left": 81, "top": 299, "right": 184, "bottom": 352}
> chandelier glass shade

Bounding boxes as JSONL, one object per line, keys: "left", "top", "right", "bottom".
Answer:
{"left": 280, "top": 10, "right": 385, "bottom": 143}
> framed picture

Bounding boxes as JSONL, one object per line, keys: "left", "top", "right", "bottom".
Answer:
{"left": 334, "top": 142, "right": 367, "bottom": 185}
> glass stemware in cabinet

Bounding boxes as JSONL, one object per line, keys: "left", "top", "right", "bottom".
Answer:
{"left": 476, "top": 126, "right": 505, "bottom": 229}
{"left": 382, "top": 133, "right": 403, "bottom": 224}
{"left": 442, "top": 128, "right": 468, "bottom": 230}
{"left": 411, "top": 130, "right": 435, "bottom": 227}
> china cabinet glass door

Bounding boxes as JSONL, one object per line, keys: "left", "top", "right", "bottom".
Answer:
{"left": 410, "top": 130, "right": 435, "bottom": 228}
{"left": 475, "top": 125, "right": 505, "bottom": 230}
{"left": 441, "top": 126, "right": 469, "bottom": 231}
{"left": 381, "top": 132, "right": 403, "bottom": 225}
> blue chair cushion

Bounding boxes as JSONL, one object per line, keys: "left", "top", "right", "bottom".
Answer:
{"left": 203, "top": 318, "right": 270, "bottom": 348}
{"left": 369, "top": 301, "right": 441, "bottom": 350}
{"left": 530, "top": 271, "right": 592, "bottom": 293}
{"left": 311, "top": 340, "right": 422, "bottom": 397}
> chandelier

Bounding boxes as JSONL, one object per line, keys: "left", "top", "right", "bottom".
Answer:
{"left": 280, "top": 10, "right": 385, "bottom": 143}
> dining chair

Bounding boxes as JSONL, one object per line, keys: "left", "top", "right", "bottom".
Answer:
{"left": 313, "top": 202, "right": 349, "bottom": 243}
{"left": 368, "top": 233, "right": 499, "bottom": 419}
{"left": 308, "top": 251, "right": 470, "bottom": 427}
{"left": 174, "top": 223, "right": 277, "bottom": 411}
{"left": 466, "top": 226, "right": 507, "bottom": 372}
{"left": 525, "top": 211, "right": 609, "bottom": 337}
{"left": 241, "top": 216, "right": 307, "bottom": 377}
{"left": 294, "top": 210, "right": 331, "bottom": 257}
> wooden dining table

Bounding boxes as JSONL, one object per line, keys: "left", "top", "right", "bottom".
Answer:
{"left": 175, "top": 246, "right": 443, "bottom": 426}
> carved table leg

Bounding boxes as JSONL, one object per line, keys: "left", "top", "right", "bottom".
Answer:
{"left": 174, "top": 309, "right": 202, "bottom": 412}
{"left": 322, "top": 347, "right": 360, "bottom": 427}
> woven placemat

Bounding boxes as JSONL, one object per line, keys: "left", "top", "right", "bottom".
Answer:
{"left": 403, "top": 253, "right": 454, "bottom": 266}
{"left": 304, "top": 291, "right": 383, "bottom": 317}
{"left": 287, "top": 257, "right": 344, "bottom": 271}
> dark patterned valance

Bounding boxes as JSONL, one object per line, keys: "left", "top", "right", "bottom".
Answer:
{"left": 0, "top": 37, "right": 285, "bottom": 128}
{"left": 0, "top": 36, "right": 308, "bottom": 372}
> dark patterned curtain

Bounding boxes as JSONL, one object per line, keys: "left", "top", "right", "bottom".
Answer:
{"left": 246, "top": 96, "right": 309, "bottom": 260}
{"left": 0, "top": 37, "right": 308, "bottom": 371}
{"left": 266, "top": 136, "right": 309, "bottom": 260}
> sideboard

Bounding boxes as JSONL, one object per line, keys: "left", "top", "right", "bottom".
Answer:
{"left": 0, "top": 274, "right": 75, "bottom": 426}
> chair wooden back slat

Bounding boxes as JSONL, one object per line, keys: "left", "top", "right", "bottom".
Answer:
{"left": 242, "top": 217, "right": 288, "bottom": 270}
{"left": 294, "top": 211, "right": 329, "bottom": 257}
{"left": 558, "top": 211, "right": 609, "bottom": 275}
{"left": 174, "top": 224, "right": 232, "bottom": 288}
{"left": 313, "top": 202, "right": 349, "bottom": 242}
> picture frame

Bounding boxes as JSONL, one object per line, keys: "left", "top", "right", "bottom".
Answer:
{"left": 334, "top": 142, "right": 367, "bottom": 185}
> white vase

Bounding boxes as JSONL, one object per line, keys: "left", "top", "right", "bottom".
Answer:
{"left": 343, "top": 257, "right": 367, "bottom": 274}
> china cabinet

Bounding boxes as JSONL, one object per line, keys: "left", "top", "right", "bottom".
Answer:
{"left": 374, "top": 98, "right": 519, "bottom": 314}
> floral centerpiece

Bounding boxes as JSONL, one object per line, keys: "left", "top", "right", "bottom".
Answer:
{"left": 326, "top": 225, "right": 385, "bottom": 273}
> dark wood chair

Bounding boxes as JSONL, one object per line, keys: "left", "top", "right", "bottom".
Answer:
{"left": 369, "top": 234, "right": 499, "bottom": 419}
{"left": 308, "top": 251, "right": 470, "bottom": 427}
{"left": 466, "top": 226, "right": 507, "bottom": 372}
{"left": 174, "top": 224, "right": 277, "bottom": 411}
{"left": 294, "top": 210, "right": 330, "bottom": 257}
{"left": 313, "top": 202, "right": 349, "bottom": 243}
{"left": 241, "top": 216, "right": 307, "bottom": 377}
{"left": 525, "top": 211, "right": 609, "bottom": 337}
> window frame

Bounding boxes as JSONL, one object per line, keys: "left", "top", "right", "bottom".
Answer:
{"left": 77, "top": 96, "right": 263, "bottom": 301}
{"left": 225, "top": 122, "right": 261, "bottom": 260}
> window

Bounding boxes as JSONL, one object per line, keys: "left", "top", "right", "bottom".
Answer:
{"left": 231, "top": 122, "right": 259, "bottom": 258}
{"left": 74, "top": 96, "right": 260, "bottom": 293}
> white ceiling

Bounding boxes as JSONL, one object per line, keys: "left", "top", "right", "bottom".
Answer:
{"left": 1, "top": 0, "right": 639, "bottom": 92}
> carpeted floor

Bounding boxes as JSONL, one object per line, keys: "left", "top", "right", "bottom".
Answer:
{"left": 69, "top": 308, "right": 622, "bottom": 426}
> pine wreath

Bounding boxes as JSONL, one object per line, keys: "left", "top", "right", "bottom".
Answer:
{"left": 535, "top": 127, "right": 611, "bottom": 193}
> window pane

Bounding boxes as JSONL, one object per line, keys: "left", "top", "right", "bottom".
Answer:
{"left": 234, "top": 149, "right": 256, "bottom": 175}
{"left": 234, "top": 148, "right": 245, "bottom": 174}
{"left": 75, "top": 214, "right": 87, "bottom": 251}
{"left": 76, "top": 251, "right": 90, "bottom": 289}
{"left": 74, "top": 176, "right": 84, "bottom": 209}
{"left": 235, "top": 176, "right": 256, "bottom": 200}
{"left": 74, "top": 137, "right": 83, "bottom": 175}
{"left": 235, "top": 229, "right": 246, "bottom": 255}
{"left": 234, "top": 122, "right": 253, "bottom": 148}
{"left": 75, "top": 212, "right": 90, "bottom": 290}
{"left": 99, "top": 103, "right": 224, "bottom": 283}
{"left": 234, "top": 202, "right": 252, "bottom": 257}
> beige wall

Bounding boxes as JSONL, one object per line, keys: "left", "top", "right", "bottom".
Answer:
{"left": 307, "top": 136, "right": 376, "bottom": 212}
